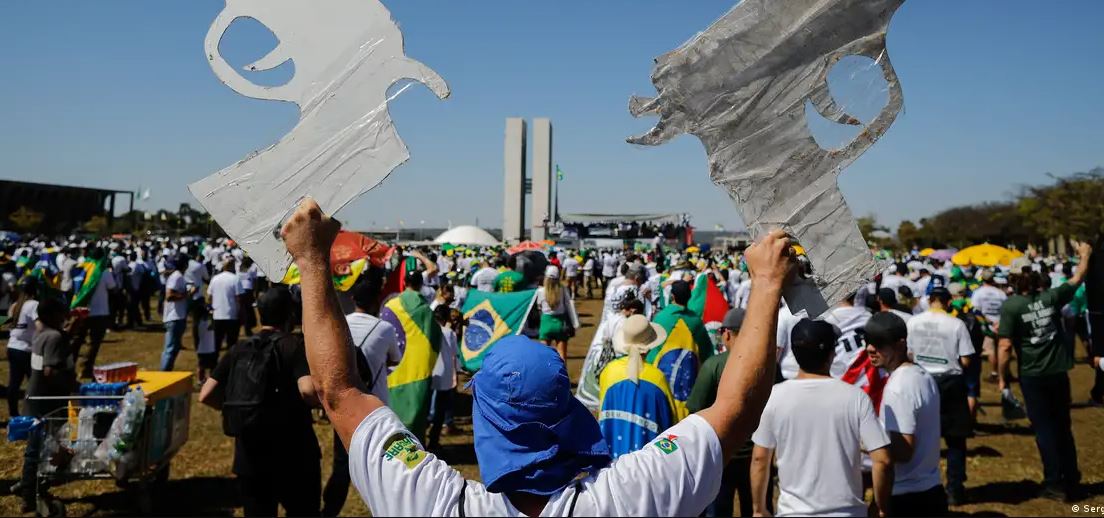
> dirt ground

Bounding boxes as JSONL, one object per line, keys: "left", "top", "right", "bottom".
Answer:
{"left": 0, "top": 295, "right": 1100, "bottom": 516}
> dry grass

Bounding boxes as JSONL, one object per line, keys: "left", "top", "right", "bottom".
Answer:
{"left": 0, "top": 297, "right": 1100, "bottom": 516}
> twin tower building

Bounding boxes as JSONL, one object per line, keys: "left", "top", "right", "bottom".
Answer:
{"left": 503, "top": 118, "right": 558, "bottom": 243}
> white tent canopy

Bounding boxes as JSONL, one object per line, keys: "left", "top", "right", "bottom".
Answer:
{"left": 434, "top": 225, "right": 499, "bottom": 246}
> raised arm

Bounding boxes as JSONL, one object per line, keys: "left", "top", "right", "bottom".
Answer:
{"left": 281, "top": 198, "right": 384, "bottom": 447}
{"left": 696, "top": 230, "right": 794, "bottom": 459}
{"left": 1067, "top": 241, "right": 1093, "bottom": 287}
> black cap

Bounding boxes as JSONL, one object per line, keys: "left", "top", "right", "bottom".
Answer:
{"left": 790, "top": 319, "right": 839, "bottom": 353}
{"left": 864, "top": 312, "right": 908, "bottom": 347}
{"left": 721, "top": 308, "right": 745, "bottom": 331}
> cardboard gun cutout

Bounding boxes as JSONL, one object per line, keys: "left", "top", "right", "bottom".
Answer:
{"left": 190, "top": 0, "right": 449, "bottom": 280}
{"left": 629, "top": 0, "right": 906, "bottom": 317}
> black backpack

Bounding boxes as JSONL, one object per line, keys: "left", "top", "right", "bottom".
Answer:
{"left": 221, "top": 334, "right": 282, "bottom": 437}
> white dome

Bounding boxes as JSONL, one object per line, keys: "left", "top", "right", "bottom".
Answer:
{"left": 434, "top": 225, "right": 499, "bottom": 246}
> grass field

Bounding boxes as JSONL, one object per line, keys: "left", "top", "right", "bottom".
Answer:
{"left": 0, "top": 296, "right": 1100, "bottom": 516}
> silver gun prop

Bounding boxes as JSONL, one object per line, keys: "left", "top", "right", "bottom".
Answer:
{"left": 629, "top": 0, "right": 906, "bottom": 317}
{"left": 190, "top": 0, "right": 449, "bottom": 280}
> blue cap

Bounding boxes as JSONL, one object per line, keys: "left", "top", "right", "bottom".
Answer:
{"left": 470, "top": 336, "right": 610, "bottom": 495}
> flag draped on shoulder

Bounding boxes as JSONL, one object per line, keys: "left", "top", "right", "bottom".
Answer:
{"left": 70, "top": 257, "right": 106, "bottom": 309}
{"left": 460, "top": 289, "right": 538, "bottom": 372}
{"left": 598, "top": 356, "right": 677, "bottom": 458}
{"left": 840, "top": 349, "right": 888, "bottom": 413}
{"left": 687, "top": 272, "right": 728, "bottom": 325}
{"left": 383, "top": 290, "right": 442, "bottom": 434}
{"left": 646, "top": 305, "right": 713, "bottom": 420}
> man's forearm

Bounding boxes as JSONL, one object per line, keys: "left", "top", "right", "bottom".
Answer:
{"left": 750, "top": 448, "right": 772, "bottom": 515}
{"left": 872, "top": 455, "right": 893, "bottom": 517}
{"left": 704, "top": 277, "right": 781, "bottom": 457}
{"left": 298, "top": 260, "right": 360, "bottom": 410}
{"left": 997, "top": 338, "right": 1012, "bottom": 391}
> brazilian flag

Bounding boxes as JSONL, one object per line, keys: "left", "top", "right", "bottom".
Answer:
{"left": 460, "top": 289, "right": 538, "bottom": 372}
{"left": 383, "top": 290, "right": 443, "bottom": 435}
{"left": 71, "top": 257, "right": 107, "bottom": 309}
{"left": 646, "top": 305, "right": 714, "bottom": 420}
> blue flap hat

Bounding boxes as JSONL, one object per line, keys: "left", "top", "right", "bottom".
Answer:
{"left": 470, "top": 336, "right": 610, "bottom": 495}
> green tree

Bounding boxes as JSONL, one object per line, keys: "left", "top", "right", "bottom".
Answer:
{"left": 897, "top": 220, "right": 920, "bottom": 248}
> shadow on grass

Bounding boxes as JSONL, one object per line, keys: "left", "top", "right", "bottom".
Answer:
{"left": 974, "top": 422, "right": 1035, "bottom": 437}
{"left": 58, "top": 475, "right": 241, "bottom": 516}
{"left": 966, "top": 479, "right": 1041, "bottom": 505}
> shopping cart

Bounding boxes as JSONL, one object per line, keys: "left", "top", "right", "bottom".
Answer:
{"left": 24, "top": 376, "right": 191, "bottom": 517}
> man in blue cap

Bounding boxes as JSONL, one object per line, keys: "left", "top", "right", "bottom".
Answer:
{"left": 280, "top": 198, "right": 796, "bottom": 517}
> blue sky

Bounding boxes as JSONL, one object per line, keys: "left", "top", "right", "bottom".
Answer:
{"left": 1, "top": 1, "right": 1102, "bottom": 233}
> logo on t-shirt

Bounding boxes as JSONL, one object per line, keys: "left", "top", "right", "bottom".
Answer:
{"left": 653, "top": 434, "right": 679, "bottom": 454}
{"left": 382, "top": 433, "right": 427, "bottom": 469}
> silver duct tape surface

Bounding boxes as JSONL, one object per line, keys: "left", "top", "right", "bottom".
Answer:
{"left": 189, "top": 0, "right": 449, "bottom": 280}
{"left": 629, "top": 0, "right": 905, "bottom": 317}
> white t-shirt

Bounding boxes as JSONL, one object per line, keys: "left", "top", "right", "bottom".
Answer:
{"left": 583, "top": 259, "right": 595, "bottom": 276}
{"left": 57, "top": 254, "right": 77, "bottom": 292}
{"left": 823, "top": 305, "right": 872, "bottom": 378}
{"left": 751, "top": 378, "right": 890, "bottom": 517}
{"left": 537, "top": 287, "right": 566, "bottom": 316}
{"left": 207, "top": 271, "right": 240, "bottom": 321}
{"left": 237, "top": 263, "right": 257, "bottom": 292}
{"left": 602, "top": 255, "right": 617, "bottom": 277}
{"left": 906, "top": 310, "right": 975, "bottom": 377}
{"left": 880, "top": 364, "right": 942, "bottom": 495}
{"left": 562, "top": 257, "right": 580, "bottom": 278}
{"left": 349, "top": 407, "right": 722, "bottom": 517}
{"left": 432, "top": 327, "right": 458, "bottom": 391}
{"left": 88, "top": 267, "right": 116, "bottom": 317}
{"left": 163, "top": 271, "right": 189, "bottom": 323}
{"left": 7, "top": 300, "right": 39, "bottom": 352}
{"left": 347, "top": 312, "right": 401, "bottom": 403}
{"left": 185, "top": 260, "right": 209, "bottom": 300}
{"left": 776, "top": 308, "right": 803, "bottom": 380}
{"left": 471, "top": 267, "right": 498, "bottom": 293}
{"left": 969, "top": 285, "right": 1007, "bottom": 325}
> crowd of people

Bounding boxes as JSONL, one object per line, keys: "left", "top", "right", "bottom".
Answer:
{"left": 1, "top": 208, "right": 1100, "bottom": 516}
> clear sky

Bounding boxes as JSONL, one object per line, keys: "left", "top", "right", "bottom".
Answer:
{"left": 1, "top": 1, "right": 1102, "bottom": 232}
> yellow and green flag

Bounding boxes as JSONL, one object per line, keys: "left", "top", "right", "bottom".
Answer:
{"left": 70, "top": 257, "right": 106, "bottom": 309}
{"left": 459, "top": 289, "right": 538, "bottom": 372}
{"left": 383, "top": 290, "right": 442, "bottom": 434}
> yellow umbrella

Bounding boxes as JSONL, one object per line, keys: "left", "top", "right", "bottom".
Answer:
{"left": 919, "top": 247, "right": 935, "bottom": 257}
{"left": 951, "top": 244, "right": 1023, "bottom": 267}
{"left": 685, "top": 246, "right": 701, "bottom": 254}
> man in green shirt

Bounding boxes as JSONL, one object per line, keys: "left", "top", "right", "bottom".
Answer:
{"left": 997, "top": 242, "right": 1092, "bottom": 502}
{"left": 688, "top": 308, "right": 773, "bottom": 517}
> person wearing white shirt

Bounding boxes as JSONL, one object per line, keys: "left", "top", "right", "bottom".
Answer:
{"left": 906, "top": 287, "right": 975, "bottom": 505}
{"left": 823, "top": 295, "right": 874, "bottom": 378}
{"left": 125, "top": 253, "right": 147, "bottom": 328}
{"left": 206, "top": 262, "right": 242, "bottom": 374}
{"left": 427, "top": 305, "right": 460, "bottom": 450}
{"left": 470, "top": 261, "right": 498, "bottom": 293}
{"left": 877, "top": 287, "right": 914, "bottom": 323}
{"left": 970, "top": 272, "right": 1007, "bottom": 382}
{"left": 160, "top": 258, "right": 190, "bottom": 371}
{"left": 775, "top": 305, "right": 804, "bottom": 380}
{"left": 280, "top": 202, "right": 792, "bottom": 518}
{"left": 601, "top": 252, "right": 617, "bottom": 292}
{"left": 72, "top": 248, "right": 117, "bottom": 379}
{"left": 323, "top": 270, "right": 402, "bottom": 517}
{"left": 562, "top": 254, "right": 581, "bottom": 298}
{"left": 583, "top": 256, "right": 596, "bottom": 299}
{"left": 865, "top": 312, "right": 947, "bottom": 516}
{"left": 5, "top": 278, "right": 39, "bottom": 417}
{"left": 751, "top": 319, "right": 892, "bottom": 517}
{"left": 237, "top": 257, "right": 259, "bottom": 337}
{"left": 56, "top": 250, "right": 77, "bottom": 304}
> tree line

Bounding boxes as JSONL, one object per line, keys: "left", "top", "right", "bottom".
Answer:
{"left": 862, "top": 166, "right": 1104, "bottom": 251}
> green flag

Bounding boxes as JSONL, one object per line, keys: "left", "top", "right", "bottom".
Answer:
{"left": 556, "top": 164, "right": 564, "bottom": 181}
{"left": 460, "top": 289, "right": 538, "bottom": 372}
